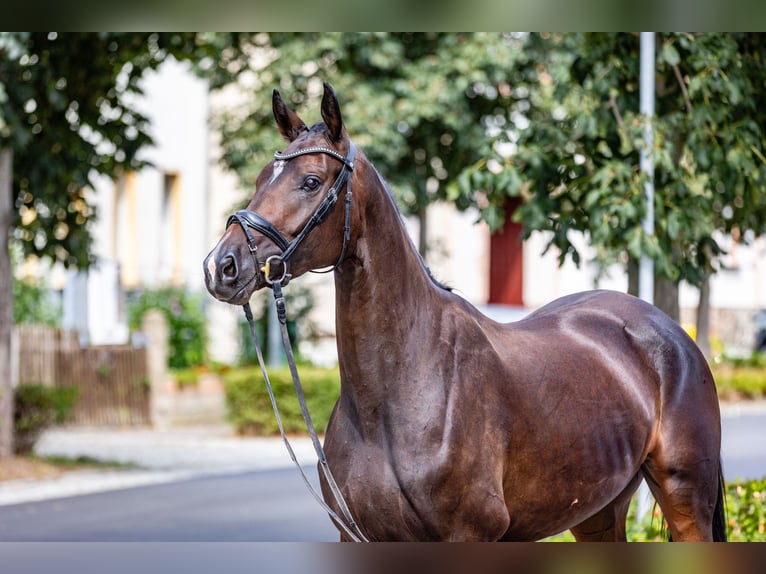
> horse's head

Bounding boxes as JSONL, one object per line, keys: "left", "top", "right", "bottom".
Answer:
{"left": 204, "top": 82, "right": 358, "bottom": 305}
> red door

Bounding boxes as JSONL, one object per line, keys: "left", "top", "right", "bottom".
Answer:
{"left": 489, "top": 198, "right": 524, "bottom": 306}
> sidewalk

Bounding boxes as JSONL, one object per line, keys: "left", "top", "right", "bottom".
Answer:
{"left": 0, "top": 425, "right": 316, "bottom": 507}
{"left": 2, "top": 400, "right": 763, "bottom": 508}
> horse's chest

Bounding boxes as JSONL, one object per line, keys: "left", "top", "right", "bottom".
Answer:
{"left": 322, "top": 433, "right": 508, "bottom": 541}
{"left": 325, "top": 441, "right": 431, "bottom": 540}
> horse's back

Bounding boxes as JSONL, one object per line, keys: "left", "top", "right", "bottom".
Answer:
{"left": 516, "top": 290, "right": 697, "bottom": 364}
{"left": 508, "top": 289, "right": 716, "bottom": 410}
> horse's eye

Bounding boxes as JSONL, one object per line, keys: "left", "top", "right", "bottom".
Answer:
{"left": 303, "top": 176, "right": 322, "bottom": 192}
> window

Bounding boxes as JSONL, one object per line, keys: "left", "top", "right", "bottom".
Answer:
{"left": 159, "top": 172, "right": 182, "bottom": 285}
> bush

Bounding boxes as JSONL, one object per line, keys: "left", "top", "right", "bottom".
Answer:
{"left": 13, "top": 276, "right": 61, "bottom": 326}
{"left": 14, "top": 384, "right": 78, "bottom": 455}
{"left": 712, "top": 363, "right": 766, "bottom": 400}
{"left": 11, "top": 243, "right": 60, "bottom": 326}
{"left": 727, "top": 478, "right": 766, "bottom": 541}
{"left": 127, "top": 287, "right": 207, "bottom": 369}
{"left": 545, "top": 478, "right": 766, "bottom": 542}
{"left": 223, "top": 364, "right": 340, "bottom": 435}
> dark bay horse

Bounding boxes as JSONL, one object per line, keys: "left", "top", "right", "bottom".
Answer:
{"left": 204, "top": 83, "right": 726, "bottom": 542}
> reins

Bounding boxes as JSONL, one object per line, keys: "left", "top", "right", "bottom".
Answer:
{"left": 242, "top": 288, "right": 368, "bottom": 542}
{"left": 232, "top": 140, "right": 369, "bottom": 542}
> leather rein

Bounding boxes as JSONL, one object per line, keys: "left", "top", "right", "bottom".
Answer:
{"left": 228, "top": 141, "right": 369, "bottom": 542}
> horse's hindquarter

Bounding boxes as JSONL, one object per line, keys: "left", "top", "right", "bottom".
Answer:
{"left": 496, "top": 290, "right": 719, "bottom": 539}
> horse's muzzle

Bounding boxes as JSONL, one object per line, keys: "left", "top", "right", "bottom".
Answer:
{"left": 203, "top": 245, "right": 261, "bottom": 305}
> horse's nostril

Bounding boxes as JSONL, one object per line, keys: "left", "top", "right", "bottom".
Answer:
{"left": 221, "top": 254, "right": 238, "bottom": 280}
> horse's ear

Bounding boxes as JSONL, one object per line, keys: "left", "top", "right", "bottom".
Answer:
{"left": 272, "top": 89, "right": 307, "bottom": 142}
{"left": 320, "top": 82, "right": 345, "bottom": 142}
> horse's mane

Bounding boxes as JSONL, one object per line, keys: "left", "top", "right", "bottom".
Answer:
{"left": 303, "top": 122, "right": 451, "bottom": 293}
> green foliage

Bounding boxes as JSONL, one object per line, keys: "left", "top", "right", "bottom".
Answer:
{"left": 10, "top": 243, "right": 60, "bottom": 325}
{"left": 127, "top": 287, "right": 207, "bottom": 369}
{"left": 12, "top": 275, "right": 60, "bottom": 325}
{"left": 546, "top": 477, "right": 766, "bottom": 541}
{"left": 454, "top": 33, "right": 766, "bottom": 289}
{"left": 720, "top": 352, "right": 766, "bottom": 369}
{"left": 0, "top": 32, "right": 253, "bottom": 269}
{"left": 34, "top": 454, "right": 138, "bottom": 470}
{"left": 212, "top": 33, "right": 524, "bottom": 250}
{"left": 223, "top": 364, "right": 340, "bottom": 435}
{"left": 13, "top": 383, "right": 78, "bottom": 454}
{"left": 628, "top": 478, "right": 766, "bottom": 541}
{"left": 727, "top": 478, "right": 766, "bottom": 541}
{"left": 211, "top": 33, "right": 766, "bottom": 286}
{"left": 712, "top": 362, "right": 766, "bottom": 400}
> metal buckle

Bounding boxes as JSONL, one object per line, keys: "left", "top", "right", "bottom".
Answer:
{"left": 261, "top": 254, "right": 289, "bottom": 286}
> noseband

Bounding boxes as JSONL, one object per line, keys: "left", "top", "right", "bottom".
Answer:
{"left": 226, "top": 141, "right": 356, "bottom": 286}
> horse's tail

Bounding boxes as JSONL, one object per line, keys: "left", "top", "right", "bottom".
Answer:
{"left": 712, "top": 460, "right": 728, "bottom": 542}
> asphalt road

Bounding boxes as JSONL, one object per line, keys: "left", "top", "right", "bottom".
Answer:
{"left": 720, "top": 406, "right": 766, "bottom": 481}
{"left": 0, "top": 466, "right": 338, "bottom": 542}
{"left": 1, "top": 408, "right": 764, "bottom": 542}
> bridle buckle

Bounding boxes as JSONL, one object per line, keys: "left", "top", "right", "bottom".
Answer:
{"left": 261, "top": 254, "right": 290, "bottom": 286}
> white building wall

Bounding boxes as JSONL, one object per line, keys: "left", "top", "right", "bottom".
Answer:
{"left": 81, "top": 59, "right": 213, "bottom": 345}
{"left": 135, "top": 60, "right": 210, "bottom": 290}
{"left": 423, "top": 203, "right": 490, "bottom": 305}
{"left": 201, "top": 82, "right": 261, "bottom": 365}
{"left": 522, "top": 231, "right": 628, "bottom": 309}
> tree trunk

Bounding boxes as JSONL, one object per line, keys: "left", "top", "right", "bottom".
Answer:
{"left": 696, "top": 272, "right": 712, "bottom": 359}
{"left": 654, "top": 276, "right": 679, "bottom": 323}
{"left": 0, "top": 148, "right": 14, "bottom": 457}
{"left": 627, "top": 258, "right": 680, "bottom": 323}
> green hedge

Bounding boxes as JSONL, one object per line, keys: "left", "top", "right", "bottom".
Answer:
{"left": 220, "top": 359, "right": 766, "bottom": 433}
{"left": 222, "top": 365, "right": 340, "bottom": 435}
{"left": 713, "top": 364, "right": 766, "bottom": 400}
{"left": 628, "top": 478, "right": 766, "bottom": 541}
{"left": 727, "top": 477, "right": 766, "bottom": 541}
{"left": 14, "top": 384, "right": 78, "bottom": 455}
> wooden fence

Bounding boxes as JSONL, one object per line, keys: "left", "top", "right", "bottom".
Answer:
{"left": 15, "top": 325, "right": 150, "bottom": 426}
{"left": 16, "top": 324, "right": 79, "bottom": 387}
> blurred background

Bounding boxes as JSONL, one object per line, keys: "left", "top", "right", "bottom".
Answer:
{"left": 3, "top": 31, "right": 766, "bottom": 432}
{"left": 2, "top": 32, "right": 766, "bottom": 543}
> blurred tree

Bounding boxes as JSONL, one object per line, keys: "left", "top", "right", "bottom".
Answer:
{"left": 0, "top": 32, "right": 256, "bottom": 268}
{"left": 453, "top": 33, "right": 766, "bottom": 342}
{"left": 213, "top": 32, "right": 524, "bottom": 258}
{"left": 0, "top": 32, "right": 254, "bottom": 456}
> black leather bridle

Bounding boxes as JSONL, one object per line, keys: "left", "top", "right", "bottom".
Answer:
{"left": 229, "top": 140, "right": 368, "bottom": 541}
{"left": 226, "top": 141, "right": 356, "bottom": 287}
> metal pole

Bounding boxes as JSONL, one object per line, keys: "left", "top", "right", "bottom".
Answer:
{"left": 0, "top": 148, "right": 14, "bottom": 457}
{"left": 639, "top": 32, "right": 655, "bottom": 305}
{"left": 636, "top": 32, "right": 656, "bottom": 523}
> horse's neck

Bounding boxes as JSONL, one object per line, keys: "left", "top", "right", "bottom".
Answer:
{"left": 334, "top": 169, "right": 440, "bottom": 405}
